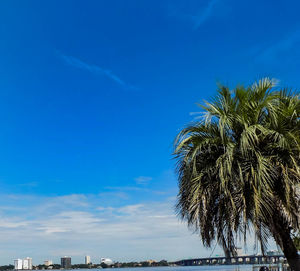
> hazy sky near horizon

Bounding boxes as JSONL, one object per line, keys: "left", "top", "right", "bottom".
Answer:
{"left": 0, "top": 0, "right": 297, "bottom": 265}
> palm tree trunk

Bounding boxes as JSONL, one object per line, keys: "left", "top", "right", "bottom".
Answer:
{"left": 279, "top": 234, "right": 300, "bottom": 271}
{"left": 270, "top": 213, "right": 300, "bottom": 271}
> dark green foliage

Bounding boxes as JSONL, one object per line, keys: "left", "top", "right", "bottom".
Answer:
{"left": 140, "top": 261, "right": 150, "bottom": 267}
{"left": 158, "top": 260, "right": 168, "bottom": 266}
{"left": 100, "top": 263, "right": 108, "bottom": 268}
{"left": 0, "top": 265, "right": 14, "bottom": 270}
{"left": 72, "top": 264, "right": 91, "bottom": 269}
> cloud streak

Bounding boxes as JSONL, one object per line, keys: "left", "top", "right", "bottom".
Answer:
{"left": 60, "top": 54, "right": 136, "bottom": 89}
{"left": 0, "top": 193, "right": 213, "bottom": 264}
{"left": 256, "top": 30, "right": 300, "bottom": 62}
{"left": 192, "top": 0, "right": 219, "bottom": 29}
{"left": 169, "top": 0, "right": 220, "bottom": 29}
{"left": 134, "top": 176, "right": 152, "bottom": 185}
{"left": 0, "top": 192, "right": 277, "bottom": 265}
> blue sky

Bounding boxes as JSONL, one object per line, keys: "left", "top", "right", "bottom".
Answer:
{"left": 0, "top": 0, "right": 298, "bottom": 265}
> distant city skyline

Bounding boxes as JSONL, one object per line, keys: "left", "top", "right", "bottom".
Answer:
{"left": 0, "top": 0, "right": 296, "bottom": 265}
{"left": 10, "top": 249, "right": 282, "bottom": 268}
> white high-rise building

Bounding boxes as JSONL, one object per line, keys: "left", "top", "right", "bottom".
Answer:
{"left": 23, "top": 257, "right": 32, "bottom": 270}
{"left": 14, "top": 257, "right": 33, "bottom": 270}
{"left": 23, "top": 259, "right": 29, "bottom": 270}
{"left": 14, "top": 259, "right": 23, "bottom": 270}
{"left": 85, "top": 256, "right": 91, "bottom": 264}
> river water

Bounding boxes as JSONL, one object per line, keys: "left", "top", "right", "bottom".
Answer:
{"left": 75, "top": 265, "right": 278, "bottom": 271}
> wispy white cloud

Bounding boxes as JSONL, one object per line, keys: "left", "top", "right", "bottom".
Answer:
{"left": 18, "top": 182, "right": 39, "bottom": 188}
{"left": 0, "top": 192, "right": 277, "bottom": 265}
{"left": 104, "top": 186, "right": 144, "bottom": 191}
{"left": 103, "top": 185, "right": 169, "bottom": 196}
{"left": 169, "top": 0, "right": 220, "bottom": 29}
{"left": 256, "top": 30, "right": 300, "bottom": 62}
{"left": 134, "top": 176, "right": 152, "bottom": 185}
{"left": 60, "top": 54, "right": 137, "bottom": 90}
{"left": 0, "top": 193, "right": 210, "bottom": 263}
{"left": 98, "top": 191, "right": 129, "bottom": 200}
{"left": 117, "top": 204, "right": 144, "bottom": 215}
{"left": 192, "top": 0, "right": 219, "bottom": 29}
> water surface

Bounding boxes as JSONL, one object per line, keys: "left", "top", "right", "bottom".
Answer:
{"left": 75, "top": 265, "right": 266, "bottom": 271}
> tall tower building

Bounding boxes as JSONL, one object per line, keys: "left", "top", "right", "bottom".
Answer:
{"left": 85, "top": 256, "right": 91, "bottom": 264}
{"left": 14, "top": 259, "right": 22, "bottom": 270}
{"left": 61, "top": 256, "right": 71, "bottom": 269}
{"left": 23, "top": 257, "right": 32, "bottom": 270}
{"left": 14, "top": 258, "right": 33, "bottom": 270}
{"left": 27, "top": 257, "right": 33, "bottom": 270}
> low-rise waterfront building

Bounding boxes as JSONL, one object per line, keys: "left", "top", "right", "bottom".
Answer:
{"left": 147, "top": 260, "right": 156, "bottom": 265}
{"left": 44, "top": 260, "right": 53, "bottom": 266}
{"left": 100, "top": 258, "right": 113, "bottom": 266}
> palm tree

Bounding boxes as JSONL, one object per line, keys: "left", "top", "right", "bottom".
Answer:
{"left": 174, "top": 78, "right": 300, "bottom": 270}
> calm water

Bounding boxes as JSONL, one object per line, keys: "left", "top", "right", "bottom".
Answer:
{"left": 73, "top": 266, "right": 270, "bottom": 271}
